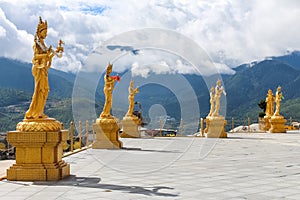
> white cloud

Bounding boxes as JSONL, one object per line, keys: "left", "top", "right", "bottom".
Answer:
{"left": 0, "top": 26, "right": 6, "bottom": 37}
{"left": 0, "top": 0, "right": 299, "bottom": 74}
{"left": 131, "top": 62, "right": 150, "bottom": 78}
{"left": 0, "top": 7, "right": 32, "bottom": 62}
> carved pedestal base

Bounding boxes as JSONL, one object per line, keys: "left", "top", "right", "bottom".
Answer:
{"left": 92, "top": 117, "right": 123, "bottom": 149}
{"left": 270, "top": 116, "right": 287, "bottom": 133}
{"left": 6, "top": 118, "right": 70, "bottom": 181}
{"left": 120, "top": 116, "right": 141, "bottom": 138}
{"left": 205, "top": 116, "right": 227, "bottom": 138}
{"left": 263, "top": 116, "right": 271, "bottom": 131}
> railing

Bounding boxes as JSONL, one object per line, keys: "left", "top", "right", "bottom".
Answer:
{"left": 199, "top": 116, "right": 300, "bottom": 134}
{"left": 0, "top": 145, "right": 14, "bottom": 160}
{"left": 0, "top": 120, "right": 97, "bottom": 160}
{"left": 224, "top": 116, "right": 299, "bottom": 133}
{"left": 63, "top": 120, "right": 96, "bottom": 156}
{"left": 225, "top": 117, "right": 260, "bottom": 133}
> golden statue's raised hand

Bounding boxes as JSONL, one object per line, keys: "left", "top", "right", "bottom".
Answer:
{"left": 56, "top": 39, "right": 64, "bottom": 53}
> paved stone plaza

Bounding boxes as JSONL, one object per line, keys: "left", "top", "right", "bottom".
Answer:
{"left": 1, "top": 132, "right": 300, "bottom": 199}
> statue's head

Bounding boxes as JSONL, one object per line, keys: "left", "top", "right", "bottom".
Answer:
{"left": 268, "top": 89, "right": 272, "bottom": 94}
{"left": 107, "top": 63, "right": 113, "bottom": 73}
{"left": 216, "top": 79, "right": 221, "bottom": 86}
{"left": 210, "top": 87, "right": 214, "bottom": 92}
{"left": 277, "top": 86, "right": 281, "bottom": 91}
{"left": 130, "top": 80, "right": 134, "bottom": 85}
{"left": 36, "top": 16, "right": 47, "bottom": 39}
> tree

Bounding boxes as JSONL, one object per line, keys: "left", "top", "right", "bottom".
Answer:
{"left": 257, "top": 99, "right": 266, "bottom": 118}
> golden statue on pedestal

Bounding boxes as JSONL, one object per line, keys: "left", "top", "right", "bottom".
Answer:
{"left": 6, "top": 17, "right": 70, "bottom": 181}
{"left": 93, "top": 63, "right": 122, "bottom": 148}
{"left": 121, "top": 80, "right": 141, "bottom": 138}
{"left": 205, "top": 79, "right": 227, "bottom": 138}
{"left": 100, "top": 63, "right": 120, "bottom": 118}
{"left": 25, "top": 16, "right": 64, "bottom": 119}
{"left": 125, "top": 80, "right": 139, "bottom": 117}
{"left": 269, "top": 86, "right": 286, "bottom": 133}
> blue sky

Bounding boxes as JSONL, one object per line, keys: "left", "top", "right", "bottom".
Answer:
{"left": 0, "top": 0, "right": 299, "bottom": 74}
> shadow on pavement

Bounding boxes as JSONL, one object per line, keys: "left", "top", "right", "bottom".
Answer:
{"left": 33, "top": 175, "right": 178, "bottom": 197}
{"left": 226, "top": 136, "right": 274, "bottom": 140}
{"left": 122, "top": 147, "right": 182, "bottom": 153}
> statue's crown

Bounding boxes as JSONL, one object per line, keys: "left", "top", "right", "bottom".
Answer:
{"left": 36, "top": 16, "right": 47, "bottom": 33}
{"left": 107, "top": 63, "right": 113, "bottom": 70}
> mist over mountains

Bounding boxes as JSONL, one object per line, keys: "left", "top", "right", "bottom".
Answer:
{"left": 1, "top": 51, "right": 300, "bottom": 132}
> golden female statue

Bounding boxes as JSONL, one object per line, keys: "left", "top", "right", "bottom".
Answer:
{"left": 25, "top": 17, "right": 63, "bottom": 119}
{"left": 100, "top": 63, "right": 120, "bottom": 118}
{"left": 125, "top": 80, "right": 139, "bottom": 117}
{"left": 274, "top": 86, "right": 283, "bottom": 116}
{"left": 265, "top": 89, "right": 274, "bottom": 117}
{"left": 212, "top": 79, "right": 225, "bottom": 116}
{"left": 207, "top": 87, "right": 215, "bottom": 117}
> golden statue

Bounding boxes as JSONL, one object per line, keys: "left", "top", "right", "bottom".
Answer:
{"left": 25, "top": 17, "right": 64, "bottom": 119}
{"left": 205, "top": 79, "right": 227, "bottom": 138}
{"left": 125, "top": 80, "right": 139, "bottom": 117}
{"left": 207, "top": 87, "right": 215, "bottom": 117}
{"left": 7, "top": 17, "right": 70, "bottom": 181}
{"left": 121, "top": 80, "right": 141, "bottom": 138}
{"left": 274, "top": 86, "right": 283, "bottom": 116}
{"left": 265, "top": 89, "right": 274, "bottom": 117}
{"left": 93, "top": 63, "right": 123, "bottom": 148}
{"left": 269, "top": 86, "right": 286, "bottom": 133}
{"left": 212, "top": 79, "right": 225, "bottom": 116}
{"left": 100, "top": 63, "right": 120, "bottom": 118}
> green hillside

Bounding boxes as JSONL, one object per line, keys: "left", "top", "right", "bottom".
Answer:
{"left": 0, "top": 58, "right": 75, "bottom": 131}
{"left": 0, "top": 87, "right": 73, "bottom": 131}
{"left": 223, "top": 60, "right": 300, "bottom": 122}
{"left": 1, "top": 51, "right": 300, "bottom": 133}
{"left": 0, "top": 57, "right": 75, "bottom": 97}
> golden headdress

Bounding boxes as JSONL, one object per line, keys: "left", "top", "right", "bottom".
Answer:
{"left": 107, "top": 63, "right": 113, "bottom": 70}
{"left": 36, "top": 16, "right": 47, "bottom": 33}
{"left": 277, "top": 85, "right": 281, "bottom": 90}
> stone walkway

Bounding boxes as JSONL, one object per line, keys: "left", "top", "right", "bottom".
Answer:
{"left": 1, "top": 132, "right": 300, "bottom": 199}
{"left": 0, "top": 160, "right": 14, "bottom": 180}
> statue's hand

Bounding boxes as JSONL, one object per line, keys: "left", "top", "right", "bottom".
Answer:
{"left": 47, "top": 45, "right": 55, "bottom": 59}
{"left": 56, "top": 40, "right": 64, "bottom": 53}
{"left": 56, "top": 46, "right": 64, "bottom": 53}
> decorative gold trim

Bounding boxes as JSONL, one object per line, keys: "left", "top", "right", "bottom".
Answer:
{"left": 16, "top": 118, "right": 62, "bottom": 132}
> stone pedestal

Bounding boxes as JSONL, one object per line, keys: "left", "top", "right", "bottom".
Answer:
{"left": 263, "top": 116, "right": 271, "bottom": 131}
{"left": 6, "top": 118, "right": 70, "bottom": 181}
{"left": 92, "top": 117, "right": 123, "bottom": 149}
{"left": 120, "top": 116, "right": 141, "bottom": 138}
{"left": 270, "top": 115, "right": 287, "bottom": 133}
{"left": 205, "top": 116, "right": 227, "bottom": 138}
{"left": 258, "top": 117, "right": 265, "bottom": 132}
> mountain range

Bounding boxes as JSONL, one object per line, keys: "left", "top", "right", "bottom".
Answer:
{"left": 1, "top": 51, "right": 300, "bottom": 132}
